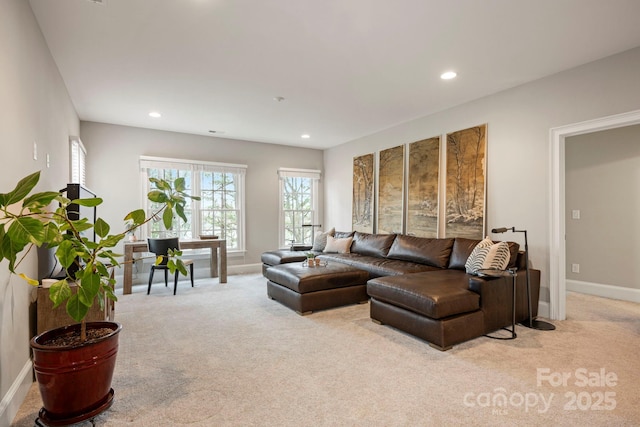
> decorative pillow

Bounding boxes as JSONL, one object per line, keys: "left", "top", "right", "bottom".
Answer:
{"left": 323, "top": 235, "right": 353, "bottom": 254}
{"left": 465, "top": 237, "right": 511, "bottom": 275}
{"left": 311, "top": 228, "right": 335, "bottom": 251}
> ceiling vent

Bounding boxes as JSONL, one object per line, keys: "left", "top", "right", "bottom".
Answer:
{"left": 86, "top": 0, "right": 105, "bottom": 4}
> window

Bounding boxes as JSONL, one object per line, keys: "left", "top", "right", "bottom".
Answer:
{"left": 278, "top": 168, "right": 321, "bottom": 248}
{"left": 140, "top": 157, "right": 246, "bottom": 252}
{"left": 70, "top": 136, "right": 86, "bottom": 185}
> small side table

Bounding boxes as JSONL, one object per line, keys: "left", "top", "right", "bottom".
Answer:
{"left": 477, "top": 268, "right": 518, "bottom": 340}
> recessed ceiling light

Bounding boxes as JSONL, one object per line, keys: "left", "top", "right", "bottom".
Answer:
{"left": 301, "top": 134, "right": 310, "bottom": 139}
{"left": 440, "top": 71, "right": 457, "bottom": 80}
{"left": 149, "top": 111, "right": 161, "bottom": 118}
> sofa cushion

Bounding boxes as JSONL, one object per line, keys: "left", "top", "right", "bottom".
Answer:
{"left": 367, "top": 270, "right": 480, "bottom": 319}
{"left": 334, "top": 230, "right": 355, "bottom": 239}
{"left": 261, "top": 250, "right": 308, "bottom": 266}
{"left": 351, "top": 232, "right": 396, "bottom": 258}
{"left": 323, "top": 235, "right": 353, "bottom": 253}
{"left": 387, "top": 235, "right": 454, "bottom": 268}
{"left": 311, "top": 228, "right": 335, "bottom": 251}
{"left": 448, "top": 238, "right": 481, "bottom": 270}
{"left": 318, "top": 253, "right": 438, "bottom": 277}
{"left": 465, "top": 238, "right": 511, "bottom": 275}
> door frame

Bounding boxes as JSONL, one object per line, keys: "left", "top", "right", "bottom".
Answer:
{"left": 549, "top": 109, "right": 640, "bottom": 320}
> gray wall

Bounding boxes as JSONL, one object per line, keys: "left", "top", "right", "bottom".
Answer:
{"left": 324, "top": 47, "right": 640, "bottom": 312}
{"left": 565, "top": 125, "right": 640, "bottom": 289}
{"left": 0, "top": 0, "right": 80, "bottom": 423}
{"left": 80, "top": 121, "right": 324, "bottom": 276}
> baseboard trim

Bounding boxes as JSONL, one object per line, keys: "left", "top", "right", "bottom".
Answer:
{"left": 566, "top": 279, "right": 640, "bottom": 303}
{"left": 0, "top": 360, "right": 33, "bottom": 426}
{"left": 228, "top": 263, "right": 262, "bottom": 275}
{"left": 537, "top": 301, "right": 550, "bottom": 319}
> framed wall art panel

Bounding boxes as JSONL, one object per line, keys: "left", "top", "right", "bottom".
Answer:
{"left": 377, "top": 145, "right": 405, "bottom": 234}
{"left": 445, "top": 124, "right": 487, "bottom": 239}
{"left": 352, "top": 153, "right": 374, "bottom": 233}
{"left": 407, "top": 136, "right": 440, "bottom": 237}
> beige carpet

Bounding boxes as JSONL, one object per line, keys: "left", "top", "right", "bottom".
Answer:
{"left": 11, "top": 274, "right": 640, "bottom": 426}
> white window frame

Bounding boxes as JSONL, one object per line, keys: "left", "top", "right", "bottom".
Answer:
{"left": 69, "top": 136, "right": 86, "bottom": 185}
{"left": 139, "top": 156, "right": 247, "bottom": 252}
{"left": 278, "top": 168, "right": 321, "bottom": 248}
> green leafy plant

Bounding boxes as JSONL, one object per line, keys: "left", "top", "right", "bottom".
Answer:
{"left": 0, "top": 171, "right": 199, "bottom": 342}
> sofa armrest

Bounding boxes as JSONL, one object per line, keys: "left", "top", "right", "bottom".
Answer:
{"left": 290, "top": 245, "right": 313, "bottom": 251}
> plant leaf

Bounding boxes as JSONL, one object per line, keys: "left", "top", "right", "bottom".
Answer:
{"left": 176, "top": 259, "right": 188, "bottom": 276}
{"left": 0, "top": 230, "right": 25, "bottom": 272}
{"left": 150, "top": 178, "right": 172, "bottom": 191}
{"left": 43, "top": 222, "right": 62, "bottom": 246}
{"left": 18, "top": 273, "right": 39, "bottom": 286}
{"left": 73, "top": 197, "right": 103, "bottom": 207}
{"left": 124, "top": 209, "right": 146, "bottom": 225}
{"left": 55, "top": 240, "right": 77, "bottom": 269}
{"left": 66, "top": 294, "right": 90, "bottom": 323}
{"left": 163, "top": 207, "right": 173, "bottom": 229}
{"left": 0, "top": 171, "right": 40, "bottom": 207}
{"left": 94, "top": 217, "right": 110, "bottom": 238}
{"left": 175, "top": 203, "right": 187, "bottom": 223}
{"left": 99, "top": 234, "right": 125, "bottom": 248}
{"left": 147, "top": 190, "right": 169, "bottom": 203}
{"left": 174, "top": 177, "right": 186, "bottom": 192}
{"left": 79, "top": 270, "right": 100, "bottom": 305}
{"left": 7, "top": 217, "right": 45, "bottom": 245}
{"left": 23, "top": 191, "right": 60, "bottom": 209}
{"left": 49, "top": 279, "right": 72, "bottom": 309}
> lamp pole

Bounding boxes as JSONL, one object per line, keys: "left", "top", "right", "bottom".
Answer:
{"left": 491, "top": 227, "right": 555, "bottom": 331}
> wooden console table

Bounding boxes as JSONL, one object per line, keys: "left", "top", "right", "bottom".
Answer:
{"left": 123, "top": 239, "right": 227, "bottom": 295}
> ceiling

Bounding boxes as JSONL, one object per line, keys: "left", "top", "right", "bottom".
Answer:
{"left": 29, "top": 0, "right": 640, "bottom": 149}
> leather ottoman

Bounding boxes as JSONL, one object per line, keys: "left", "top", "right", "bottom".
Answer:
{"left": 265, "top": 262, "right": 369, "bottom": 315}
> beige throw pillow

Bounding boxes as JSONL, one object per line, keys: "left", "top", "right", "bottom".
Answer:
{"left": 323, "top": 235, "right": 353, "bottom": 254}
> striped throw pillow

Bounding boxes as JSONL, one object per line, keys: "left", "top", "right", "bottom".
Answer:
{"left": 465, "top": 237, "right": 511, "bottom": 275}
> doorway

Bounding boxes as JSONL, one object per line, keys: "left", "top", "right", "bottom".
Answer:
{"left": 549, "top": 109, "right": 640, "bottom": 320}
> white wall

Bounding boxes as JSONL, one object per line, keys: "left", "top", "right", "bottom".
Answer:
{"left": 80, "top": 122, "right": 324, "bottom": 279}
{"left": 324, "top": 47, "right": 640, "bottom": 307}
{"left": 0, "top": 0, "right": 79, "bottom": 423}
{"left": 566, "top": 125, "right": 640, "bottom": 290}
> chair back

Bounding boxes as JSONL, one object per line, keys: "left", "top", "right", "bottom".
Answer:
{"left": 148, "top": 237, "right": 180, "bottom": 265}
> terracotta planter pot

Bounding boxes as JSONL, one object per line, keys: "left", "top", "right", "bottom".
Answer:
{"left": 30, "top": 321, "right": 122, "bottom": 426}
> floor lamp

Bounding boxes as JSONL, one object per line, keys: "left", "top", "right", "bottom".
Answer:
{"left": 491, "top": 227, "right": 555, "bottom": 331}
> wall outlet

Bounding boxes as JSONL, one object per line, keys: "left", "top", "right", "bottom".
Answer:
{"left": 572, "top": 210, "right": 581, "bottom": 219}
{"left": 571, "top": 263, "right": 580, "bottom": 273}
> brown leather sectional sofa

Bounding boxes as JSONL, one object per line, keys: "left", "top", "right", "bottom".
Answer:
{"left": 262, "top": 231, "right": 540, "bottom": 350}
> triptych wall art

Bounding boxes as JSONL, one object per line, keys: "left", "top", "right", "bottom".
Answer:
{"left": 351, "top": 124, "right": 487, "bottom": 239}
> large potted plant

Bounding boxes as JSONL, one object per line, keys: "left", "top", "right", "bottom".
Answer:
{"left": 0, "top": 171, "right": 197, "bottom": 426}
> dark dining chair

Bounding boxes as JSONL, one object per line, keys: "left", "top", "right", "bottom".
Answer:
{"left": 147, "top": 237, "right": 194, "bottom": 295}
